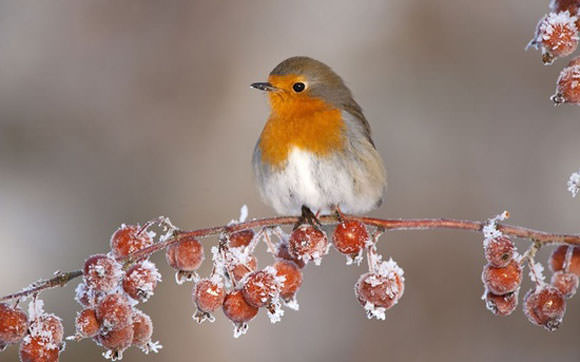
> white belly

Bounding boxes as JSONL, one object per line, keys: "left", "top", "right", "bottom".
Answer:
{"left": 258, "top": 148, "right": 379, "bottom": 215}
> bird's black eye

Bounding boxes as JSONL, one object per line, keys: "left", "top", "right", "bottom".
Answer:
{"left": 292, "top": 82, "right": 306, "bottom": 93}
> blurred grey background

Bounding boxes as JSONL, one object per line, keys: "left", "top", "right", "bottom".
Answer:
{"left": 1, "top": 1, "right": 579, "bottom": 361}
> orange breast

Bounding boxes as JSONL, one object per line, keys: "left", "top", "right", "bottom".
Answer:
{"left": 258, "top": 94, "right": 345, "bottom": 168}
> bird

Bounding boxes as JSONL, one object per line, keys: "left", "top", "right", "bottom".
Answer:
{"left": 251, "top": 56, "right": 386, "bottom": 222}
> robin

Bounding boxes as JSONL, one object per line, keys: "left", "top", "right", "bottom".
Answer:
{"left": 251, "top": 56, "right": 386, "bottom": 221}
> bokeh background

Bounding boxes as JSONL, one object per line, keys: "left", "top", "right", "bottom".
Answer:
{"left": 1, "top": 1, "right": 579, "bottom": 361}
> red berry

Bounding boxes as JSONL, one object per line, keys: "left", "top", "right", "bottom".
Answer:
{"left": 524, "top": 285, "right": 566, "bottom": 331}
{"left": 131, "top": 309, "right": 153, "bottom": 350}
{"left": 165, "top": 236, "right": 204, "bottom": 283}
{"left": 29, "top": 314, "right": 64, "bottom": 348}
{"left": 19, "top": 336, "right": 61, "bottom": 362}
{"left": 333, "top": 220, "right": 369, "bottom": 256}
{"left": 533, "top": 12, "right": 579, "bottom": 65}
{"left": 484, "top": 236, "right": 515, "bottom": 267}
{"left": 83, "top": 254, "right": 122, "bottom": 293}
{"left": 550, "top": 0, "right": 580, "bottom": 15}
{"left": 228, "top": 230, "right": 254, "bottom": 248}
{"left": 550, "top": 245, "right": 580, "bottom": 275}
{"left": 223, "top": 290, "right": 259, "bottom": 324}
{"left": 74, "top": 282, "right": 102, "bottom": 307}
{"left": 276, "top": 241, "right": 305, "bottom": 268}
{"left": 484, "top": 290, "right": 518, "bottom": 316}
{"left": 194, "top": 277, "right": 226, "bottom": 314}
{"left": 96, "top": 293, "right": 133, "bottom": 331}
{"left": 288, "top": 225, "right": 329, "bottom": 265}
{"left": 551, "top": 271, "right": 579, "bottom": 298}
{"left": 355, "top": 259, "right": 405, "bottom": 320}
{"left": 0, "top": 303, "right": 28, "bottom": 348}
{"left": 96, "top": 324, "right": 134, "bottom": 360}
{"left": 231, "top": 255, "right": 258, "bottom": 283}
{"left": 110, "top": 224, "right": 153, "bottom": 259}
{"left": 74, "top": 308, "right": 100, "bottom": 339}
{"left": 122, "top": 261, "right": 161, "bottom": 302}
{"left": 273, "top": 260, "right": 303, "bottom": 301}
{"left": 482, "top": 260, "right": 522, "bottom": 295}
{"left": 552, "top": 65, "right": 580, "bottom": 104}
{"left": 242, "top": 269, "right": 281, "bottom": 308}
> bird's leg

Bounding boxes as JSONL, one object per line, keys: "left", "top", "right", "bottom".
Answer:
{"left": 294, "top": 205, "right": 322, "bottom": 230}
{"left": 334, "top": 205, "right": 346, "bottom": 224}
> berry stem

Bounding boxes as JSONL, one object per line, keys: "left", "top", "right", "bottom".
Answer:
{"left": 2, "top": 214, "right": 580, "bottom": 301}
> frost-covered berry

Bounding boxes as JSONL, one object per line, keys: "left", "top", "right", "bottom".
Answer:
{"left": 73, "top": 308, "right": 100, "bottom": 340}
{"left": 242, "top": 269, "right": 281, "bottom": 308}
{"left": 482, "top": 260, "right": 522, "bottom": 295}
{"left": 165, "top": 236, "right": 204, "bottom": 283}
{"left": 222, "top": 290, "right": 259, "bottom": 338}
{"left": 110, "top": 224, "right": 153, "bottom": 259}
{"left": 122, "top": 261, "right": 161, "bottom": 302}
{"left": 96, "top": 324, "right": 134, "bottom": 361}
{"left": 19, "top": 300, "right": 63, "bottom": 361}
{"left": 484, "top": 236, "right": 515, "bottom": 267}
{"left": 276, "top": 241, "right": 305, "bottom": 268}
{"left": 29, "top": 315, "right": 64, "bottom": 350}
{"left": 74, "top": 282, "right": 102, "bottom": 308}
{"left": 19, "top": 336, "right": 61, "bottom": 362}
{"left": 228, "top": 230, "right": 254, "bottom": 248}
{"left": 83, "top": 254, "right": 122, "bottom": 293}
{"left": 333, "top": 221, "right": 369, "bottom": 264}
{"left": 484, "top": 290, "right": 518, "bottom": 316}
{"left": 231, "top": 255, "right": 258, "bottom": 283}
{"left": 131, "top": 309, "right": 161, "bottom": 354}
{"left": 551, "top": 271, "right": 579, "bottom": 298}
{"left": 552, "top": 65, "right": 580, "bottom": 104}
{"left": 524, "top": 285, "right": 566, "bottom": 331}
{"left": 531, "top": 12, "right": 579, "bottom": 64}
{"left": 96, "top": 293, "right": 133, "bottom": 332}
{"left": 193, "top": 276, "right": 226, "bottom": 323}
{"left": 273, "top": 260, "right": 302, "bottom": 301}
{"left": 288, "top": 225, "right": 329, "bottom": 265}
{"left": 550, "top": 0, "right": 580, "bottom": 15}
{"left": 549, "top": 245, "right": 580, "bottom": 275}
{"left": 0, "top": 303, "right": 28, "bottom": 349}
{"left": 355, "top": 259, "right": 405, "bottom": 320}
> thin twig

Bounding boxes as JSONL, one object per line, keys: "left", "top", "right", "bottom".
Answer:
{"left": 2, "top": 214, "right": 580, "bottom": 301}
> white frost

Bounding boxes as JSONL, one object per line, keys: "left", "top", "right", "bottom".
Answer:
{"left": 364, "top": 301, "right": 386, "bottom": 320}
{"left": 529, "top": 262, "right": 546, "bottom": 284}
{"left": 233, "top": 322, "right": 249, "bottom": 338}
{"left": 568, "top": 170, "right": 580, "bottom": 197}
{"left": 482, "top": 210, "right": 509, "bottom": 245}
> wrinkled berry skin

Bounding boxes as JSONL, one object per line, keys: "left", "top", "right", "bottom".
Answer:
{"left": 332, "top": 221, "right": 368, "bottom": 255}
{"left": 0, "top": 303, "right": 28, "bottom": 346}
{"left": 484, "top": 290, "right": 518, "bottom": 316}
{"left": 524, "top": 286, "right": 566, "bottom": 331}
{"left": 484, "top": 237, "right": 515, "bottom": 268}
{"left": 482, "top": 260, "right": 522, "bottom": 295}
{"left": 223, "top": 291, "right": 258, "bottom": 324}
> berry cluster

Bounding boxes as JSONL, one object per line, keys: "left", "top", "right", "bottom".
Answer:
{"left": 0, "top": 299, "right": 64, "bottom": 362}
{"left": 71, "top": 224, "right": 162, "bottom": 360}
{"left": 4, "top": 207, "right": 578, "bottom": 361}
{"left": 183, "top": 212, "right": 404, "bottom": 338}
{"left": 480, "top": 213, "right": 579, "bottom": 331}
{"left": 529, "top": 1, "right": 580, "bottom": 104}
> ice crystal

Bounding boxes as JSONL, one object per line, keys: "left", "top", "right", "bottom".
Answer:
{"left": 568, "top": 170, "right": 580, "bottom": 197}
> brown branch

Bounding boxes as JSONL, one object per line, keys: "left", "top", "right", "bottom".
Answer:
{"left": 2, "top": 214, "right": 580, "bottom": 302}
{"left": 0, "top": 270, "right": 83, "bottom": 302}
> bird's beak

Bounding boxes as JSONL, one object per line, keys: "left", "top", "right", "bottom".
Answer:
{"left": 250, "top": 82, "right": 276, "bottom": 92}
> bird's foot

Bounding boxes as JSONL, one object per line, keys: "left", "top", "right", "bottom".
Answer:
{"left": 294, "top": 206, "right": 322, "bottom": 230}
